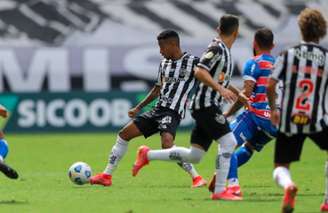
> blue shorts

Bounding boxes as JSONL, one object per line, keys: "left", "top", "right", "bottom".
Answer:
{"left": 230, "top": 110, "right": 277, "bottom": 152}
{"left": 0, "top": 139, "right": 8, "bottom": 159}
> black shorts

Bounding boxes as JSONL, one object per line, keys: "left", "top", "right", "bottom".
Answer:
{"left": 190, "top": 106, "right": 231, "bottom": 152}
{"left": 133, "top": 107, "right": 181, "bottom": 138}
{"left": 274, "top": 128, "right": 328, "bottom": 164}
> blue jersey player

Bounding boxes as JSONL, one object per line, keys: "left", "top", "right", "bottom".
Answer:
{"left": 208, "top": 28, "right": 277, "bottom": 198}
{"left": 0, "top": 105, "right": 18, "bottom": 179}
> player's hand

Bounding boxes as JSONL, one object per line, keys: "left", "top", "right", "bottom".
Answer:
{"left": 0, "top": 105, "right": 8, "bottom": 118}
{"left": 222, "top": 111, "right": 229, "bottom": 117}
{"left": 220, "top": 88, "right": 237, "bottom": 104}
{"left": 238, "top": 92, "right": 249, "bottom": 106}
{"left": 270, "top": 109, "right": 280, "bottom": 126}
{"left": 128, "top": 107, "right": 141, "bottom": 118}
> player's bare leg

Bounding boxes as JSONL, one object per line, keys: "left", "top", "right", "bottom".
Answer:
{"left": 90, "top": 122, "right": 142, "bottom": 186}
{"left": 273, "top": 163, "right": 297, "bottom": 213}
{"left": 160, "top": 132, "right": 206, "bottom": 188}
{"left": 320, "top": 153, "right": 328, "bottom": 212}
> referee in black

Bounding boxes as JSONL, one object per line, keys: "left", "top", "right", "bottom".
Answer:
{"left": 267, "top": 8, "right": 328, "bottom": 213}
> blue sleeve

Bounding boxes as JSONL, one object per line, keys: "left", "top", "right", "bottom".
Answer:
{"left": 242, "top": 59, "right": 258, "bottom": 82}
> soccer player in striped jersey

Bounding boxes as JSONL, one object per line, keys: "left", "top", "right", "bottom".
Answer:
{"left": 267, "top": 8, "right": 328, "bottom": 213}
{"left": 133, "top": 15, "right": 244, "bottom": 201}
{"left": 0, "top": 105, "right": 18, "bottom": 179}
{"left": 90, "top": 30, "right": 206, "bottom": 188}
{"left": 207, "top": 28, "right": 277, "bottom": 198}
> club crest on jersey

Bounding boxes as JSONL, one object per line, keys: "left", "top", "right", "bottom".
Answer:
{"left": 204, "top": 51, "right": 214, "bottom": 59}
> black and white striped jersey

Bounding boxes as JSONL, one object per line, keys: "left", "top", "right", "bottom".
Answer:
{"left": 271, "top": 42, "right": 328, "bottom": 134}
{"left": 191, "top": 38, "right": 233, "bottom": 110}
{"left": 155, "top": 53, "right": 199, "bottom": 117}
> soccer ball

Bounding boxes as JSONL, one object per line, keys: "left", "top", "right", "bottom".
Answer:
{"left": 68, "top": 162, "right": 92, "bottom": 185}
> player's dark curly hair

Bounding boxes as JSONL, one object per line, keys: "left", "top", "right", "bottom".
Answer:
{"left": 298, "top": 8, "right": 327, "bottom": 42}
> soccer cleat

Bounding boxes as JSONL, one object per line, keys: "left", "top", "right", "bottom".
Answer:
{"left": 320, "top": 202, "right": 328, "bottom": 212}
{"left": 226, "top": 185, "right": 243, "bottom": 197}
{"left": 192, "top": 176, "right": 207, "bottom": 188}
{"left": 0, "top": 161, "right": 18, "bottom": 179}
{"left": 208, "top": 173, "right": 216, "bottom": 193}
{"left": 132, "top": 145, "right": 150, "bottom": 177}
{"left": 211, "top": 189, "right": 243, "bottom": 201}
{"left": 89, "top": 173, "right": 112, "bottom": 186}
{"left": 282, "top": 185, "right": 298, "bottom": 213}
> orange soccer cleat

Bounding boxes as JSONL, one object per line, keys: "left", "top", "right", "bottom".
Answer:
{"left": 132, "top": 145, "right": 150, "bottom": 177}
{"left": 89, "top": 173, "right": 112, "bottom": 186}
{"left": 320, "top": 202, "right": 328, "bottom": 212}
{"left": 192, "top": 176, "right": 207, "bottom": 188}
{"left": 281, "top": 184, "right": 298, "bottom": 213}
{"left": 226, "top": 185, "right": 243, "bottom": 197}
{"left": 211, "top": 188, "right": 243, "bottom": 201}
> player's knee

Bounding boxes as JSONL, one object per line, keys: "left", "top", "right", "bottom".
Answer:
{"left": 118, "top": 128, "right": 131, "bottom": 141}
{"left": 161, "top": 133, "right": 174, "bottom": 149}
{"left": 161, "top": 141, "right": 173, "bottom": 149}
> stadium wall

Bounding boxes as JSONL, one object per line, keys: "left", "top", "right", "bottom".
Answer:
{"left": 0, "top": 92, "right": 194, "bottom": 133}
{"left": 0, "top": 0, "right": 327, "bottom": 132}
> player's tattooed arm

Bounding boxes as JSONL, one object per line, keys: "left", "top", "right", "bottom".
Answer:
{"left": 267, "top": 78, "right": 280, "bottom": 126}
{"left": 128, "top": 85, "right": 161, "bottom": 118}
{"left": 224, "top": 81, "right": 253, "bottom": 117}
{"left": 194, "top": 66, "right": 237, "bottom": 103}
{"left": 228, "top": 85, "right": 249, "bottom": 105}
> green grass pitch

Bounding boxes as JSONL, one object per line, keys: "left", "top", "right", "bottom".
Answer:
{"left": 0, "top": 132, "right": 325, "bottom": 212}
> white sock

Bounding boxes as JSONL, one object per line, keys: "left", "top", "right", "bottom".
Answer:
{"left": 170, "top": 144, "right": 199, "bottom": 178}
{"left": 324, "top": 161, "right": 328, "bottom": 203}
{"left": 147, "top": 146, "right": 204, "bottom": 164}
{"left": 215, "top": 132, "right": 237, "bottom": 193}
{"left": 103, "top": 136, "right": 128, "bottom": 175}
{"left": 228, "top": 178, "right": 239, "bottom": 186}
{"left": 177, "top": 162, "right": 199, "bottom": 179}
{"left": 273, "top": 166, "right": 293, "bottom": 189}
